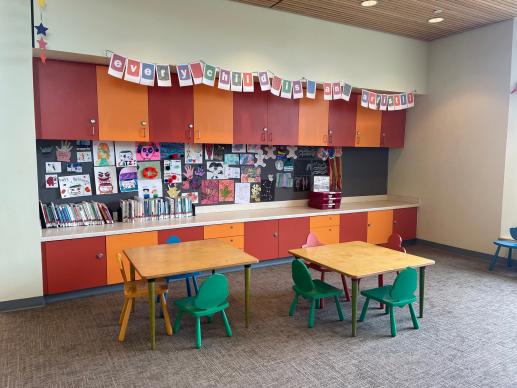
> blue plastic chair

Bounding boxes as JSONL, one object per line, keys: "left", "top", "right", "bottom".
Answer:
{"left": 164, "top": 236, "right": 201, "bottom": 297}
{"left": 489, "top": 227, "right": 517, "bottom": 270}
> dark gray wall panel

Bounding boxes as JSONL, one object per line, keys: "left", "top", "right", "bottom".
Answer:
{"left": 341, "top": 148, "right": 388, "bottom": 197}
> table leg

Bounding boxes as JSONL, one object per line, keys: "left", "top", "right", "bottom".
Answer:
{"left": 351, "top": 278, "right": 359, "bottom": 337}
{"left": 148, "top": 279, "right": 156, "bottom": 350}
{"left": 244, "top": 264, "right": 251, "bottom": 328}
{"left": 419, "top": 267, "right": 425, "bottom": 318}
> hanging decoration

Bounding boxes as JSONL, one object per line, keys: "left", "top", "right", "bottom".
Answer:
{"left": 34, "top": 1, "right": 48, "bottom": 63}
{"left": 105, "top": 51, "right": 415, "bottom": 110}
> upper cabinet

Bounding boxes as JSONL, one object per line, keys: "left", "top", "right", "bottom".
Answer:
{"left": 233, "top": 86, "right": 269, "bottom": 144}
{"left": 149, "top": 73, "right": 194, "bottom": 143}
{"left": 96, "top": 66, "right": 149, "bottom": 141}
{"left": 34, "top": 59, "right": 99, "bottom": 140}
{"left": 298, "top": 93, "right": 329, "bottom": 146}
{"left": 194, "top": 84, "right": 233, "bottom": 144}
{"left": 380, "top": 110, "right": 406, "bottom": 148}
{"left": 328, "top": 94, "right": 358, "bottom": 147}
{"left": 355, "top": 95, "right": 382, "bottom": 147}
{"left": 267, "top": 95, "right": 299, "bottom": 145}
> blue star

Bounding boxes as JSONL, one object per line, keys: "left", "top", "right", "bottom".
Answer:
{"left": 34, "top": 22, "right": 48, "bottom": 36}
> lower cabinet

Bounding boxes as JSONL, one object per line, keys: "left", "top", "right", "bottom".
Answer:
{"left": 42, "top": 237, "right": 107, "bottom": 294}
{"left": 204, "top": 223, "right": 245, "bottom": 250}
{"left": 310, "top": 215, "right": 340, "bottom": 244}
{"left": 158, "top": 226, "right": 204, "bottom": 244}
{"left": 393, "top": 207, "right": 417, "bottom": 240}
{"left": 367, "top": 210, "right": 393, "bottom": 244}
{"left": 244, "top": 220, "right": 279, "bottom": 260}
{"left": 340, "top": 212, "right": 368, "bottom": 242}
{"left": 278, "top": 217, "right": 310, "bottom": 257}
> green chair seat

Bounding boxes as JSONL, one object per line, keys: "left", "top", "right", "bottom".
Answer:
{"left": 361, "top": 285, "right": 416, "bottom": 307}
{"left": 175, "top": 297, "right": 229, "bottom": 317}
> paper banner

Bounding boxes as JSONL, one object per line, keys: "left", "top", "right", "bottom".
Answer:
{"left": 342, "top": 83, "right": 352, "bottom": 101}
{"left": 368, "top": 91, "right": 377, "bottom": 109}
{"left": 323, "top": 82, "right": 332, "bottom": 101}
{"left": 202, "top": 63, "right": 217, "bottom": 86}
{"left": 231, "top": 71, "right": 243, "bottom": 92}
{"left": 218, "top": 69, "right": 231, "bottom": 90}
{"left": 380, "top": 94, "right": 388, "bottom": 111}
{"left": 108, "top": 53, "right": 126, "bottom": 78}
{"left": 140, "top": 63, "right": 155, "bottom": 86}
{"left": 361, "top": 90, "right": 369, "bottom": 108}
{"left": 387, "top": 95, "right": 395, "bottom": 111}
{"left": 394, "top": 94, "right": 401, "bottom": 110}
{"left": 37, "top": 0, "right": 46, "bottom": 7}
{"left": 189, "top": 62, "right": 204, "bottom": 84}
{"left": 292, "top": 80, "right": 303, "bottom": 99}
{"left": 258, "top": 72, "right": 270, "bottom": 91}
{"left": 124, "top": 59, "right": 141, "bottom": 83}
{"left": 177, "top": 64, "right": 193, "bottom": 87}
{"left": 376, "top": 94, "right": 381, "bottom": 109}
{"left": 156, "top": 64, "right": 172, "bottom": 87}
{"left": 243, "top": 72, "right": 254, "bottom": 92}
{"left": 407, "top": 92, "right": 415, "bottom": 108}
{"left": 271, "top": 76, "right": 282, "bottom": 96}
{"left": 332, "top": 82, "right": 342, "bottom": 100}
{"left": 400, "top": 93, "right": 408, "bottom": 109}
{"left": 280, "top": 80, "right": 292, "bottom": 99}
{"left": 306, "top": 80, "right": 316, "bottom": 99}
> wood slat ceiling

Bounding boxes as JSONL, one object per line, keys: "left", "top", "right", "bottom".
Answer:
{"left": 232, "top": 0, "right": 517, "bottom": 41}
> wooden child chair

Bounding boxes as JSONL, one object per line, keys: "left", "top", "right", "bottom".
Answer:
{"left": 302, "top": 233, "right": 350, "bottom": 308}
{"left": 117, "top": 253, "right": 172, "bottom": 342}
{"left": 489, "top": 227, "right": 517, "bottom": 270}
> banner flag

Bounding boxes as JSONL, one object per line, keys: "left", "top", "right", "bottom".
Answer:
{"left": 332, "top": 82, "right": 342, "bottom": 100}
{"left": 380, "top": 94, "right": 388, "bottom": 111}
{"left": 124, "top": 59, "right": 141, "bottom": 83}
{"left": 156, "top": 64, "right": 172, "bottom": 87}
{"left": 108, "top": 53, "right": 127, "bottom": 78}
{"left": 231, "top": 71, "right": 243, "bottom": 92}
{"left": 394, "top": 94, "right": 401, "bottom": 110}
{"left": 258, "top": 72, "right": 270, "bottom": 91}
{"left": 342, "top": 83, "right": 352, "bottom": 101}
{"left": 400, "top": 93, "right": 408, "bottom": 109}
{"left": 271, "top": 76, "right": 282, "bottom": 96}
{"left": 243, "top": 72, "right": 254, "bottom": 92}
{"left": 177, "top": 64, "right": 193, "bottom": 87}
{"left": 376, "top": 94, "right": 382, "bottom": 109}
{"left": 306, "top": 80, "right": 316, "bottom": 99}
{"left": 407, "top": 92, "right": 415, "bottom": 108}
{"left": 218, "top": 69, "right": 231, "bottom": 90}
{"left": 292, "top": 80, "right": 303, "bottom": 99}
{"left": 202, "top": 63, "right": 217, "bottom": 86}
{"left": 323, "top": 82, "right": 332, "bottom": 100}
{"left": 140, "top": 63, "right": 155, "bottom": 86}
{"left": 189, "top": 62, "right": 204, "bottom": 84}
{"left": 361, "top": 90, "right": 369, "bottom": 108}
{"left": 280, "top": 79, "right": 293, "bottom": 99}
{"left": 368, "top": 91, "right": 377, "bottom": 109}
{"left": 387, "top": 95, "right": 395, "bottom": 111}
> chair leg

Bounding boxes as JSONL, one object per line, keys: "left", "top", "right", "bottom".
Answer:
{"left": 389, "top": 306, "right": 397, "bottom": 337}
{"left": 359, "top": 297, "right": 370, "bottom": 322}
{"left": 289, "top": 293, "right": 299, "bottom": 316}
{"left": 186, "top": 278, "right": 192, "bottom": 297}
{"left": 385, "top": 304, "right": 389, "bottom": 315}
{"left": 160, "top": 294, "right": 173, "bottom": 336}
{"left": 308, "top": 299, "right": 316, "bottom": 328}
{"left": 315, "top": 299, "right": 321, "bottom": 309}
{"left": 490, "top": 245, "right": 501, "bottom": 270}
{"left": 173, "top": 311, "right": 184, "bottom": 334}
{"left": 192, "top": 276, "right": 199, "bottom": 294}
{"left": 508, "top": 248, "right": 513, "bottom": 268}
{"left": 319, "top": 272, "right": 325, "bottom": 309}
{"left": 378, "top": 275, "right": 384, "bottom": 309}
{"left": 341, "top": 274, "right": 351, "bottom": 302}
{"left": 118, "top": 298, "right": 133, "bottom": 342}
{"left": 207, "top": 315, "right": 213, "bottom": 323}
{"left": 221, "top": 310, "right": 232, "bottom": 337}
{"left": 408, "top": 303, "right": 420, "bottom": 330}
{"left": 195, "top": 317, "right": 202, "bottom": 349}
{"left": 334, "top": 295, "right": 344, "bottom": 321}
{"left": 119, "top": 299, "right": 129, "bottom": 325}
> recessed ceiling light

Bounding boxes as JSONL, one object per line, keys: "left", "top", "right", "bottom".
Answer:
{"left": 361, "top": 0, "right": 378, "bottom": 7}
{"left": 428, "top": 17, "right": 444, "bottom": 23}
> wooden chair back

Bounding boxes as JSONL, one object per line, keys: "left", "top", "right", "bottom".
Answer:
{"left": 117, "top": 253, "right": 128, "bottom": 285}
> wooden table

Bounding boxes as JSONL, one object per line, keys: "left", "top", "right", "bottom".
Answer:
{"left": 289, "top": 241, "right": 435, "bottom": 336}
{"left": 124, "top": 239, "right": 258, "bottom": 349}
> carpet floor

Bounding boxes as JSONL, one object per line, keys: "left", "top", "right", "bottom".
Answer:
{"left": 1, "top": 243, "right": 517, "bottom": 388}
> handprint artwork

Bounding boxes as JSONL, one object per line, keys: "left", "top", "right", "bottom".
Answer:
{"left": 55, "top": 141, "right": 73, "bottom": 162}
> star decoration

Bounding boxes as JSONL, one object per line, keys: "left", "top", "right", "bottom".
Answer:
{"left": 286, "top": 146, "right": 298, "bottom": 159}
{"left": 37, "top": 37, "right": 47, "bottom": 50}
{"left": 34, "top": 22, "right": 48, "bottom": 36}
{"left": 254, "top": 151, "right": 266, "bottom": 167}
{"left": 39, "top": 50, "right": 47, "bottom": 64}
{"left": 264, "top": 146, "right": 277, "bottom": 160}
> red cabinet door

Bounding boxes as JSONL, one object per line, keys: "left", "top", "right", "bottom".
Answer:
{"left": 158, "top": 226, "right": 204, "bottom": 244}
{"left": 340, "top": 212, "right": 368, "bottom": 242}
{"left": 42, "top": 237, "right": 106, "bottom": 294}
{"left": 34, "top": 59, "right": 99, "bottom": 140}
{"left": 328, "top": 94, "right": 357, "bottom": 146}
{"left": 244, "top": 220, "right": 279, "bottom": 260}
{"left": 268, "top": 95, "right": 299, "bottom": 145}
{"left": 381, "top": 110, "right": 406, "bottom": 148}
{"left": 393, "top": 207, "right": 417, "bottom": 240}
{"left": 233, "top": 85, "right": 269, "bottom": 144}
{"left": 149, "top": 73, "right": 194, "bottom": 142}
{"left": 278, "top": 217, "right": 310, "bottom": 257}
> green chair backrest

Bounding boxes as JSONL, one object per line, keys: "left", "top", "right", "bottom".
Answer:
{"left": 291, "top": 259, "right": 315, "bottom": 292}
{"left": 390, "top": 267, "right": 417, "bottom": 301}
{"left": 194, "top": 274, "right": 229, "bottom": 310}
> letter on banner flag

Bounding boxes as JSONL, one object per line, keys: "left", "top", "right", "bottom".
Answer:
{"left": 258, "top": 71, "right": 270, "bottom": 91}
{"left": 342, "top": 83, "right": 352, "bottom": 101}
{"left": 281, "top": 80, "right": 292, "bottom": 99}
{"left": 218, "top": 69, "right": 231, "bottom": 90}
{"left": 243, "top": 72, "right": 254, "bottom": 92}
{"left": 323, "top": 82, "right": 332, "bottom": 101}
{"left": 407, "top": 92, "right": 415, "bottom": 108}
{"left": 361, "top": 90, "right": 369, "bottom": 108}
{"left": 202, "top": 63, "right": 217, "bottom": 86}
{"left": 140, "top": 63, "right": 155, "bottom": 86}
{"left": 394, "top": 94, "right": 401, "bottom": 110}
{"left": 231, "top": 71, "right": 243, "bottom": 92}
{"left": 156, "top": 64, "right": 172, "bottom": 87}
{"left": 176, "top": 64, "right": 193, "bottom": 87}
{"left": 368, "top": 92, "right": 377, "bottom": 109}
{"left": 306, "top": 80, "right": 316, "bottom": 99}
{"left": 387, "top": 95, "right": 395, "bottom": 111}
{"left": 292, "top": 80, "right": 303, "bottom": 99}
{"left": 124, "top": 59, "right": 141, "bottom": 83}
{"left": 380, "top": 94, "right": 388, "bottom": 111}
{"left": 400, "top": 93, "right": 408, "bottom": 109}
{"left": 376, "top": 94, "right": 381, "bottom": 109}
{"left": 332, "top": 82, "right": 342, "bottom": 100}
{"left": 271, "top": 76, "right": 282, "bottom": 96}
{"left": 108, "top": 53, "right": 127, "bottom": 78}
{"left": 189, "top": 62, "right": 204, "bottom": 84}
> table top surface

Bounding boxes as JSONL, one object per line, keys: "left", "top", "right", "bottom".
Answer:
{"left": 289, "top": 241, "right": 435, "bottom": 279}
{"left": 124, "top": 239, "right": 258, "bottom": 279}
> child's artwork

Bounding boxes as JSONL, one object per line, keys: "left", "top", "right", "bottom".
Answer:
{"left": 201, "top": 180, "right": 219, "bottom": 205}
{"left": 119, "top": 167, "right": 138, "bottom": 192}
{"left": 58, "top": 175, "right": 92, "bottom": 199}
{"left": 283, "top": 159, "right": 294, "bottom": 172}
{"left": 45, "top": 162, "right": 61, "bottom": 173}
{"left": 205, "top": 144, "right": 225, "bottom": 161}
{"left": 45, "top": 174, "right": 58, "bottom": 189}
{"left": 93, "top": 141, "right": 115, "bottom": 166}
{"left": 239, "top": 153, "right": 255, "bottom": 165}
{"left": 161, "top": 143, "right": 184, "bottom": 159}
{"left": 294, "top": 176, "right": 310, "bottom": 192}
{"left": 313, "top": 176, "right": 330, "bottom": 192}
{"left": 164, "top": 160, "right": 182, "bottom": 184}
{"left": 66, "top": 163, "right": 82, "bottom": 173}
{"left": 276, "top": 172, "right": 293, "bottom": 188}
{"left": 138, "top": 161, "right": 162, "bottom": 180}
{"left": 185, "top": 143, "right": 203, "bottom": 164}
{"left": 76, "top": 151, "right": 92, "bottom": 163}
{"left": 310, "top": 160, "right": 328, "bottom": 176}
{"left": 241, "top": 166, "right": 261, "bottom": 183}
{"left": 136, "top": 142, "right": 161, "bottom": 161}
{"left": 115, "top": 142, "right": 137, "bottom": 167}
{"left": 275, "top": 146, "right": 289, "bottom": 160}
{"left": 166, "top": 183, "right": 181, "bottom": 199}
{"left": 235, "top": 182, "right": 250, "bottom": 204}
{"left": 206, "top": 161, "right": 225, "bottom": 179}
{"left": 247, "top": 144, "right": 262, "bottom": 153}
{"left": 224, "top": 154, "right": 240, "bottom": 165}
{"left": 138, "top": 179, "right": 163, "bottom": 199}
{"left": 261, "top": 179, "right": 275, "bottom": 201}
{"left": 232, "top": 144, "right": 246, "bottom": 153}
{"left": 94, "top": 166, "right": 118, "bottom": 195}
{"left": 55, "top": 141, "right": 73, "bottom": 162}
{"left": 224, "top": 166, "right": 241, "bottom": 179}
{"left": 219, "top": 180, "right": 235, "bottom": 202}
{"left": 182, "top": 164, "right": 203, "bottom": 190}
{"left": 182, "top": 191, "right": 199, "bottom": 204}
{"left": 251, "top": 183, "right": 261, "bottom": 203}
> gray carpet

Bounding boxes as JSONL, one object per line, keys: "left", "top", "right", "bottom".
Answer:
{"left": 1, "top": 243, "right": 517, "bottom": 388}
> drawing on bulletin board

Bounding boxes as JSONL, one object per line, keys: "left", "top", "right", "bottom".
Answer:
{"left": 205, "top": 144, "right": 224, "bottom": 161}
{"left": 138, "top": 161, "right": 161, "bottom": 180}
{"left": 119, "top": 167, "right": 138, "bottom": 192}
{"left": 94, "top": 166, "right": 118, "bottom": 195}
{"left": 115, "top": 142, "right": 137, "bottom": 167}
{"left": 45, "top": 174, "right": 58, "bottom": 189}
{"left": 235, "top": 182, "right": 250, "bottom": 204}
{"left": 239, "top": 153, "right": 255, "bottom": 165}
{"left": 45, "top": 162, "right": 61, "bottom": 173}
{"left": 161, "top": 143, "right": 185, "bottom": 159}
{"left": 185, "top": 143, "right": 203, "bottom": 164}
{"left": 224, "top": 154, "right": 239, "bottom": 165}
{"left": 93, "top": 141, "right": 115, "bottom": 166}
{"left": 261, "top": 179, "right": 275, "bottom": 201}
{"left": 164, "top": 160, "right": 182, "bottom": 184}
{"left": 201, "top": 180, "right": 219, "bottom": 205}
{"left": 240, "top": 166, "right": 261, "bottom": 183}
{"left": 232, "top": 144, "right": 246, "bottom": 153}
{"left": 182, "top": 191, "right": 199, "bottom": 204}
{"left": 66, "top": 163, "right": 82, "bottom": 173}
{"left": 56, "top": 141, "right": 73, "bottom": 162}
{"left": 206, "top": 161, "right": 225, "bottom": 179}
{"left": 251, "top": 183, "right": 261, "bottom": 202}
{"left": 136, "top": 142, "right": 161, "bottom": 161}
{"left": 138, "top": 179, "right": 162, "bottom": 199}
{"left": 246, "top": 144, "right": 261, "bottom": 153}
{"left": 58, "top": 175, "right": 92, "bottom": 199}
{"left": 224, "top": 166, "right": 240, "bottom": 179}
{"left": 219, "top": 180, "right": 235, "bottom": 202}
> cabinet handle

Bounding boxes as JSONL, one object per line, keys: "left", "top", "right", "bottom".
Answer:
{"left": 323, "top": 134, "right": 328, "bottom": 144}
{"left": 90, "top": 119, "right": 96, "bottom": 135}
{"left": 196, "top": 130, "right": 200, "bottom": 140}
{"left": 96, "top": 253, "right": 104, "bottom": 259}
{"left": 273, "top": 232, "right": 278, "bottom": 237}
{"left": 229, "top": 225, "right": 233, "bottom": 229}
{"left": 261, "top": 132, "right": 266, "bottom": 142}
{"left": 188, "top": 123, "right": 194, "bottom": 129}
{"left": 268, "top": 132, "right": 272, "bottom": 143}
{"left": 368, "top": 223, "right": 371, "bottom": 227}
{"left": 185, "top": 129, "right": 190, "bottom": 139}
{"left": 393, "top": 221, "right": 398, "bottom": 224}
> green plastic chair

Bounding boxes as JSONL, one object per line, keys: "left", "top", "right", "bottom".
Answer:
{"left": 173, "top": 273, "right": 232, "bottom": 349}
{"left": 289, "top": 259, "right": 344, "bottom": 328}
{"left": 359, "top": 267, "right": 420, "bottom": 337}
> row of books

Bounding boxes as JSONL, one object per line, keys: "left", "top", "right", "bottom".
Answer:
{"left": 121, "top": 197, "right": 193, "bottom": 222}
{"left": 40, "top": 201, "right": 114, "bottom": 228}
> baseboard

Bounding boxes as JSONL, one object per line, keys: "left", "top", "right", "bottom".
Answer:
{"left": 416, "top": 239, "right": 493, "bottom": 261}
{"left": 0, "top": 296, "right": 45, "bottom": 312}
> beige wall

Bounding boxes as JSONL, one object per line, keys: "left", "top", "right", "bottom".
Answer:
{"left": 389, "top": 20, "right": 514, "bottom": 254}
{"left": 0, "top": 1, "right": 43, "bottom": 301}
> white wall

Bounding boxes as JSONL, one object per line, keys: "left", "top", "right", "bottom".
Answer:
{"left": 389, "top": 20, "right": 514, "bottom": 254}
{"left": 0, "top": 1, "right": 43, "bottom": 301}
{"left": 37, "top": 0, "right": 428, "bottom": 93}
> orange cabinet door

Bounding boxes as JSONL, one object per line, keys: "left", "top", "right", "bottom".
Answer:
{"left": 310, "top": 226, "right": 340, "bottom": 245}
{"left": 194, "top": 85, "right": 233, "bottom": 144}
{"left": 106, "top": 232, "right": 158, "bottom": 284}
{"left": 204, "top": 223, "right": 244, "bottom": 239}
{"left": 298, "top": 93, "right": 329, "bottom": 146}
{"left": 96, "top": 66, "right": 149, "bottom": 141}
{"left": 309, "top": 215, "right": 340, "bottom": 228}
{"left": 218, "top": 235, "right": 245, "bottom": 250}
{"left": 367, "top": 210, "right": 393, "bottom": 244}
{"left": 355, "top": 95, "right": 381, "bottom": 147}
